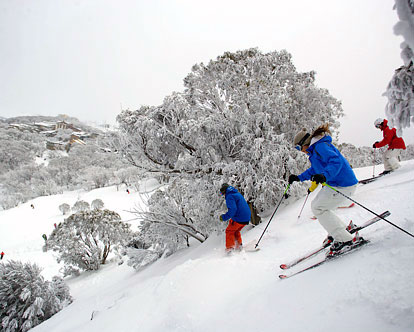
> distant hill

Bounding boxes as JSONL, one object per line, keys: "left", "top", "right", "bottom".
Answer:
{"left": 4, "top": 115, "right": 103, "bottom": 134}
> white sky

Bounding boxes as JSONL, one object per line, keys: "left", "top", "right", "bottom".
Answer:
{"left": 1, "top": 0, "right": 414, "bottom": 146}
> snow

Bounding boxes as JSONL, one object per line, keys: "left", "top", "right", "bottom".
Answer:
{"left": 1, "top": 161, "right": 414, "bottom": 332}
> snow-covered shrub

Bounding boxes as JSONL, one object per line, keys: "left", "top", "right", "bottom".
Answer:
{"left": 79, "top": 166, "right": 112, "bottom": 189}
{"left": 123, "top": 232, "right": 164, "bottom": 271}
{"left": 0, "top": 260, "right": 72, "bottom": 332}
{"left": 91, "top": 199, "right": 104, "bottom": 210}
{"left": 59, "top": 203, "right": 70, "bottom": 215}
{"left": 71, "top": 200, "right": 90, "bottom": 213}
{"left": 114, "top": 167, "right": 144, "bottom": 191}
{"left": 0, "top": 193, "right": 23, "bottom": 210}
{"left": 125, "top": 248, "right": 161, "bottom": 271}
{"left": 61, "top": 265, "right": 80, "bottom": 278}
{"left": 47, "top": 209, "right": 132, "bottom": 271}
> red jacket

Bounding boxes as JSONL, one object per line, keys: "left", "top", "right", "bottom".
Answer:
{"left": 375, "top": 119, "right": 406, "bottom": 150}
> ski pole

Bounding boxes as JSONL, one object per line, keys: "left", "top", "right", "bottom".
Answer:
{"left": 324, "top": 183, "right": 414, "bottom": 239}
{"left": 297, "top": 192, "right": 309, "bottom": 220}
{"left": 372, "top": 149, "right": 376, "bottom": 177}
{"left": 255, "top": 184, "right": 290, "bottom": 248}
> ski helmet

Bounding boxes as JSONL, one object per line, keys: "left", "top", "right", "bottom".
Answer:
{"left": 293, "top": 128, "right": 311, "bottom": 150}
{"left": 220, "top": 183, "right": 229, "bottom": 195}
{"left": 374, "top": 118, "right": 384, "bottom": 128}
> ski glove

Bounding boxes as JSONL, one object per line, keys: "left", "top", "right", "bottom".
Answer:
{"left": 219, "top": 215, "right": 224, "bottom": 222}
{"left": 372, "top": 142, "right": 379, "bottom": 148}
{"left": 311, "top": 174, "right": 326, "bottom": 184}
{"left": 288, "top": 174, "right": 300, "bottom": 184}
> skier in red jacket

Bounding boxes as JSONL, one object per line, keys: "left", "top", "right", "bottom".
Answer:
{"left": 373, "top": 118, "right": 406, "bottom": 174}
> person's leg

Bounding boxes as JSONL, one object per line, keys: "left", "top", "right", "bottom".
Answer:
{"left": 234, "top": 223, "right": 246, "bottom": 249}
{"left": 311, "top": 185, "right": 357, "bottom": 242}
{"left": 384, "top": 149, "right": 400, "bottom": 171}
{"left": 225, "top": 220, "right": 238, "bottom": 250}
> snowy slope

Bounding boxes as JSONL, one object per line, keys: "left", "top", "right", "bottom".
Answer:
{"left": 1, "top": 162, "right": 414, "bottom": 332}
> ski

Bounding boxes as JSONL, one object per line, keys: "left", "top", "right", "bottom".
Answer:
{"left": 279, "top": 256, "right": 327, "bottom": 279}
{"left": 279, "top": 244, "right": 330, "bottom": 270}
{"left": 338, "top": 202, "right": 355, "bottom": 209}
{"left": 359, "top": 173, "right": 387, "bottom": 184}
{"left": 346, "top": 210, "right": 390, "bottom": 233}
{"left": 280, "top": 211, "right": 390, "bottom": 270}
{"left": 243, "top": 239, "right": 261, "bottom": 252}
{"left": 279, "top": 239, "right": 369, "bottom": 280}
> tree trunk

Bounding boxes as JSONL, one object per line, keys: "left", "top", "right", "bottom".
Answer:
{"left": 248, "top": 202, "right": 261, "bottom": 226}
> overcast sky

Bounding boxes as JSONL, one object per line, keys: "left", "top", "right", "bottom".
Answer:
{"left": 1, "top": 0, "right": 413, "bottom": 146}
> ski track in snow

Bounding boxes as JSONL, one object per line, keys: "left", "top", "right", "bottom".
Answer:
{"left": 1, "top": 161, "right": 413, "bottom": 332}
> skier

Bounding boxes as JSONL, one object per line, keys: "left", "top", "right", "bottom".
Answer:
{"left": 42, "top": 234, "right": 47, "bottom": 241}
{"left": 288, "top": 124, "right": 365, "bottom": 254}
{"left": 31, "top": 204, "right": 34, "bottom": 209}
{"left": 219, "top": 183, "right": 251, "bottom": 253}
{"left": 1, "top": 252, "right": 4, "bottom": 260}
{"left": 126, "top": 189, "right": 130, "bottom": 194}
{"left": 373, "top": 118, "right": 406, "bottom": 175}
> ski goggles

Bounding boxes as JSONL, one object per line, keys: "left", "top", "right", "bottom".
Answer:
{"left": 295, "top": 133, "right": 310, "bottom": 150}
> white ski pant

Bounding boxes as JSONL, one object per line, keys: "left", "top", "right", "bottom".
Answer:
{"left": 311, "top": 184, "right": 357, "bottom": 242}
{"left": 383, "top": 149, "right": 401, "bottom": 171}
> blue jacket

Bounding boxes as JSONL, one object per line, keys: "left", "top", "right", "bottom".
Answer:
{"left": 298, "top": 135, "right": 358, "bottom": 187}
{"left": 221, "top": 186, "right": 251, "bottom": 224}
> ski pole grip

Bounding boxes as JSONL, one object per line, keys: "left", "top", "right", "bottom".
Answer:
{"left": 308, "top": 181, "right": 318, "bottom": 193}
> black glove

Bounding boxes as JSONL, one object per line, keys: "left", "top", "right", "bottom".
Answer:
{"left": 288, "top": 174, "right": 300, "bottom": 184}
{"left": 311, "top": 174, "right": 326, "bottom": 184}
{"left": 372, "top": 142, "right": 379, "bottom": 148}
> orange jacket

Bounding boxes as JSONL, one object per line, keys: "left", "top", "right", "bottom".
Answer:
{"left": 375, "top": 119, "right": 406, "bottom": 150}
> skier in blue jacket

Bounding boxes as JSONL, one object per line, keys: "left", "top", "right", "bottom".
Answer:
{"left": 289, "top": 124, "right": 364, "bottom": 254}
{"left": 219, "top": 183, "right": 250, "bottom": 252}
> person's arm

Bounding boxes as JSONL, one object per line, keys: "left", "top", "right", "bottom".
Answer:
{"left": 375, "top": 127, "right": 394, "bottom": 148}
{"left": 298, "top": 167, "right": 315, "bottom": 181}
{"left": 221, "top": 196, "right": 237, "bottom": 221}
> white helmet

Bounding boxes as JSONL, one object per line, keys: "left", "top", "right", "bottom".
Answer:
{"left": 374, "top": 118, "right": 384, "bottom": 128}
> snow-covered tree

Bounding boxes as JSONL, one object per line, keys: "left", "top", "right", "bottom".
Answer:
{"left": 59, "top": 203, "right": 70, "bottom": 215}
{"left": 384, "top": 0, "right": 414, "bottom": 135}
{"left": 116, "top": 48, "right": 343, "bottom": 258}
{"left": 46, "top": 209, "right": 132, "bottom": 271}
{"left": 72, "top": 200, "right": 90, "bottom": 213}
{"left": 0, "top": 260, "right": 72, "bottom": 332}
{"left": 337, "top": 143, "right": 382, "bottom": 168}
{"left": 394, "top": 0, "right": 414, "bottom": 65}
{"left": 91, "top": 199, "right": 104, "bottom": 210}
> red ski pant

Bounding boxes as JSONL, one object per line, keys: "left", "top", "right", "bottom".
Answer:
{"left": 225, "top": 219, "right": 246, "bottom": 249}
